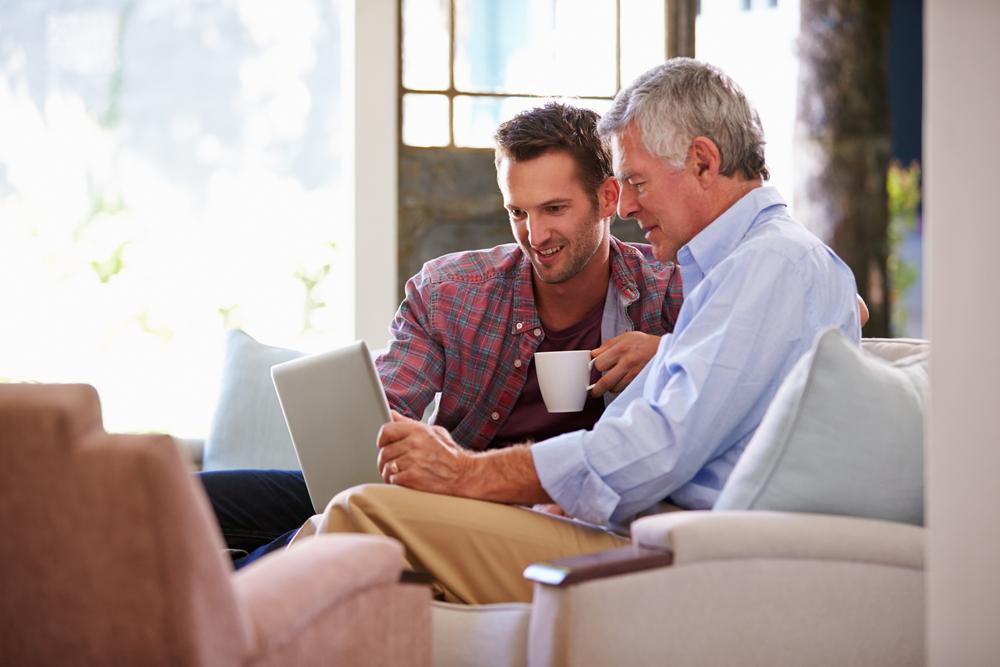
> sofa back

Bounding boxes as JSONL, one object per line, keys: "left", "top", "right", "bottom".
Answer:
{"left": 0, "top": 383, "right": 251, "bottom": 666}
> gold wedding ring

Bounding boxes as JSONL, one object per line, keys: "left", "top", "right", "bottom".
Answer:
{"left": 390, "top": 460, "right": 399, "bottom": 475}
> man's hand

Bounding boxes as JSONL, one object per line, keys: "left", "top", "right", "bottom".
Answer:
{"left": 376, "top": 410, "right": 474, "bottom": 495}
{"left": 589, "top": 331, "right": 661, "bottom": 396}
{"left": 376, "top": 411, "right": 552, "bottom": 505}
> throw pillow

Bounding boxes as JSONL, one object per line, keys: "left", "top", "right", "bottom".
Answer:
{"left": 203, "top": 329, "right": 305, "bottom": 471}
{"left": 714, "top": 328, "right": 928, "bottom": 525}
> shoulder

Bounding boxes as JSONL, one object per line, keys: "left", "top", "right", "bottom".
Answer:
{"left": 415, "top": 244, "right": 523, "bottom": 285}
{"left": 726, "top": 214, "right": 852, "bottom": 284}
{"left": 612, "top": 237, "right": 672, "bottom": 274}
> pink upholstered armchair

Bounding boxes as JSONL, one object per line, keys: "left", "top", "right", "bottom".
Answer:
{"left": 0, "top": 383, "right": 430, "bottom": 666}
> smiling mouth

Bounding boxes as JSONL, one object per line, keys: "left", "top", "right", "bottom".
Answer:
{"left": 534, "top": 245, "right": 563, "bottom": 258}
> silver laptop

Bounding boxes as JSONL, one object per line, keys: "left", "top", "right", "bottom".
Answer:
{"left": 270, "top": 340, "right": 390, "bottom": 512}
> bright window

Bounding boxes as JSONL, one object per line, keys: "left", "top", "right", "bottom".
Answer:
{"left": 696, "top": 0, "right": 800, "bottom": 209}
{"left": 0, "top": 1, "right": 352, "bottom": 436}
{"left": 401, "top": 0, "right": 668, "bottom": 148}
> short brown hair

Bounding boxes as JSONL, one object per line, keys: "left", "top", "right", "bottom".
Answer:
{"left": 494, "top": 102, "right": 613, "bottom": 204}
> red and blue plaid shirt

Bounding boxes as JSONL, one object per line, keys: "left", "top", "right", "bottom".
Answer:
{"left": 376, "top": 237, "right": 683, "bottom": 451}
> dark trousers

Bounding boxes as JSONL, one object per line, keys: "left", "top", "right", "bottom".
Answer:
{"left": 198, "top": 469, "right": 313, "bottom": 569}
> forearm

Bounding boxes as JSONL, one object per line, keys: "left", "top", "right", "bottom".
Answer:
{"left": 458, "top": 445, "right": 553, "bottom": 505}
{"left": 378, "top": 279, "right": 444, "bottom": 418}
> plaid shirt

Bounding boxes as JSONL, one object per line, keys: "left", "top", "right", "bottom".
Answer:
{"left": 375, "top": 237, "right": 683, "bottom": 451}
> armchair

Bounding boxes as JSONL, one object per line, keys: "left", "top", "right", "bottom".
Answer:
{"left": 0, "top": 383, "right": 431, "bottom": 667}
{"left": 524, "top": 510, "right": 924, "bottom": 666}
{"left": 432, "top": 335, "right": 928, "bottom": 666}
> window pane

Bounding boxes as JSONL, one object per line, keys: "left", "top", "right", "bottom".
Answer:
{"left": 696, "top": 0, "right": 800, "bottom": 208}
{"left": 454, "top": 0, "right": 616, "bottom": 96}
{"left": 403, "top": 93, "right": 451, "bottom": 146}
{"left": 0, "top": 0, "right": 350, "bottom": 436}
{"left": 620, "top": 0, "right": 665, "bottom": 88}
{"left": 454, "top": 96, "right": 612, "bottom": 148}
{"left": 402, "top": 0, "right": 450, "bottom": 90}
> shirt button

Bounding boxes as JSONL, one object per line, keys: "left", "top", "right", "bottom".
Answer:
{"left": 533, "top": 328, "right": 542, "bottom": 336}
{"left": 516, "top": 322, "right": 524, "bottom": 330}
{"left": 514, "top": 359, "right": 522, "bottom": 368}
{"left": 491, "top": 411, "right": 500, "bottom": 421}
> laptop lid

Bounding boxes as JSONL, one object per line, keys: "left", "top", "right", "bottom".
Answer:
{"left": 270, "top": 340, "right": 390, "bottom": 512}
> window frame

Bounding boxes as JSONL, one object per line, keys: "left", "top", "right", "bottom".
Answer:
{"left": 397, "top": 0, "right": 693, "bottom": 149}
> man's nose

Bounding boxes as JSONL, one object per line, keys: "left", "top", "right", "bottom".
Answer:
{"left": 617, "top": 187, "right": 639, "bottom": 220}
{"left": 526, "top": 215, "right": 551, "bottom": 245}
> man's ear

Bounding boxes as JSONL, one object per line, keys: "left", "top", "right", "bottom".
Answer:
{"left": 596, "top": 176, "right": 620, "bottom": 220}
{"left": 689, "top": 136, "right": 721, "bottom": 187}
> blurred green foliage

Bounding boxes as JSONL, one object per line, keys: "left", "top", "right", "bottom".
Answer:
{"left": 294, "top": 240, "right": 337, "bottom": 333}
{"left": 887, "top": 160, "right": 921, "bottom": 336}
{"left": 90, "top": 241, "right": 129, "bottom": 283}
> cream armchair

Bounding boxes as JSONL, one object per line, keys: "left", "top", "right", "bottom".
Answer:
{"left": 431, "top": 510, "right": 924, "bottom": 667}
{"left": 524, "top": 511, "right": 924, "bottom": 666}
{"left": 433, "top": 335, "right": 928, "bottom": 666}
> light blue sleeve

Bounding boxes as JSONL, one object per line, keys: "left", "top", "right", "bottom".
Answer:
{"left": 532, "top": 250, "right": 820, "bottom": 526}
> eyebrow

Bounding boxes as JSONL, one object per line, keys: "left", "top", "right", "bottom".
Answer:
{"left": 506, "top": 198, "right": 572, "bottom": 210}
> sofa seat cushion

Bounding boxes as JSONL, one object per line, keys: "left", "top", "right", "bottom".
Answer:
{"left": 431, "top": 601, "right": 530, "bottom": 667}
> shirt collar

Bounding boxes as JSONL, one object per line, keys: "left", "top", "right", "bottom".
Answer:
{"left": 678, "top": 186, "right": 786, "bottom": 293}
{"left": 511, "top": 251, "right": 541, "bottom": 335}
{"left": 608, "top": 237, "right": 641, "bottom": 306}
{"left": 510, "top": 237, "right": 638, "bottom": 336}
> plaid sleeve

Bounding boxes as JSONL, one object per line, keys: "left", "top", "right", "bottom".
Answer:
{"left": 375, "top": 268, "right": 446, "bottom": 420}
{"left": 663, "top": 264, "right": 684, "bottom": 331}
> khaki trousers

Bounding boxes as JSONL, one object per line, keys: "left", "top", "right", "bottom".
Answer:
{"left": 290, "top": 484, "right": 629, "bottom": 604}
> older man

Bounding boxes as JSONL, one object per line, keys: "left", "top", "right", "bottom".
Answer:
{"left": 294, "top": 59, "right": 861, "bottom": 604}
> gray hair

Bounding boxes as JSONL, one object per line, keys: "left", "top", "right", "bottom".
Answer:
{"left": 598, "top": 58, "right": 769, "bottom": 180}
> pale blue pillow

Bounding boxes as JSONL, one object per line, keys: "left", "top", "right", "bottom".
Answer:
{"left": 203, "top": 329, "right": 304, "bottom": 471}
{"left": 714, "top": 328, "right": 928, "bottom": 525}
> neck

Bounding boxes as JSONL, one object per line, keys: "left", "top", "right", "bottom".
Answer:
{"left": 703, "top": 177, "right": 762, "bottom": 224}
{"left": 533, "top": 242, "right": 612, "bottom": 332}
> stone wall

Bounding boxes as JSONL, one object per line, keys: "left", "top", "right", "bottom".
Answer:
{"left": 397, "top": 146, "right": 645, "bottom": 298}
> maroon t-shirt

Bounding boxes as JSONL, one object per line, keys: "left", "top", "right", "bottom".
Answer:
{"left": 491, "top": 301, "right": 606, "bottom": 448}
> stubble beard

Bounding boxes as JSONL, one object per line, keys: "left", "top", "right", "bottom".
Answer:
{"left": 530, "top": 225, "right": 605, "bottom": 285}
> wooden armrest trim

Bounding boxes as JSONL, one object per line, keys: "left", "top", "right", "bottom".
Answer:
{"left": 399, "top": 570, "right": 435, "bottom": 585}
{"left": 523, "top": 545, "right": 674, "bottom": 587}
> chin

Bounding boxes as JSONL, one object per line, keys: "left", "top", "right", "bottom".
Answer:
{"left": 651, "top": 245, "right": 673, "bottom": 263}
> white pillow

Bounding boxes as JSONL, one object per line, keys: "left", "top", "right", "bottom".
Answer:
{"left": 714, "top": 328, "right": 928, "bottom": 525}
{"left": 202, "top": 329, "right": 304, "bottom": 471}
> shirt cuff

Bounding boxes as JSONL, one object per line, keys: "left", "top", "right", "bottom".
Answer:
{"left": 531, "top": 431, "right": 622, "bottom": 526}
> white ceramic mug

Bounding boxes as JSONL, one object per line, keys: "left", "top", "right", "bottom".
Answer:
{"left": 534, "top": 350, "right": 594, "bottom": 413}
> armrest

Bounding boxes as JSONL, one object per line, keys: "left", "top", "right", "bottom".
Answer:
{"left": 232, "top": 534, "right": 407, "bottom": 651}
{"left": 524, "top": 510, "right": 924, "bottom": 591}
{"left": 524, "top": 545, "right": 673, "bottom": 587}
{"left": 631, "top": 510, "right": 925, "bottom": 570}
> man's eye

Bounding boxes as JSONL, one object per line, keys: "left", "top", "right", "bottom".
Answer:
{"left": 508, "top": 209, "right": 526, "bottom": 219}
{"left": 545, "top": 205, "right": 566, "bottom": 214}
{"left": 629, "top": 180, "right": 645, "bottom": 192}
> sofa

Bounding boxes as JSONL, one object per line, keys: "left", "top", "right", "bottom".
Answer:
{"left": 190, "top": 329, "right": 930, "bottom": 666}
{"left": 0, "top": 383, "right": 432, "bottom": 666}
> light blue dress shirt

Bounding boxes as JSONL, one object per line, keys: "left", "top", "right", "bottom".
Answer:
{"left": 531, "top": 187, "right": 861, "bottom": 527}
